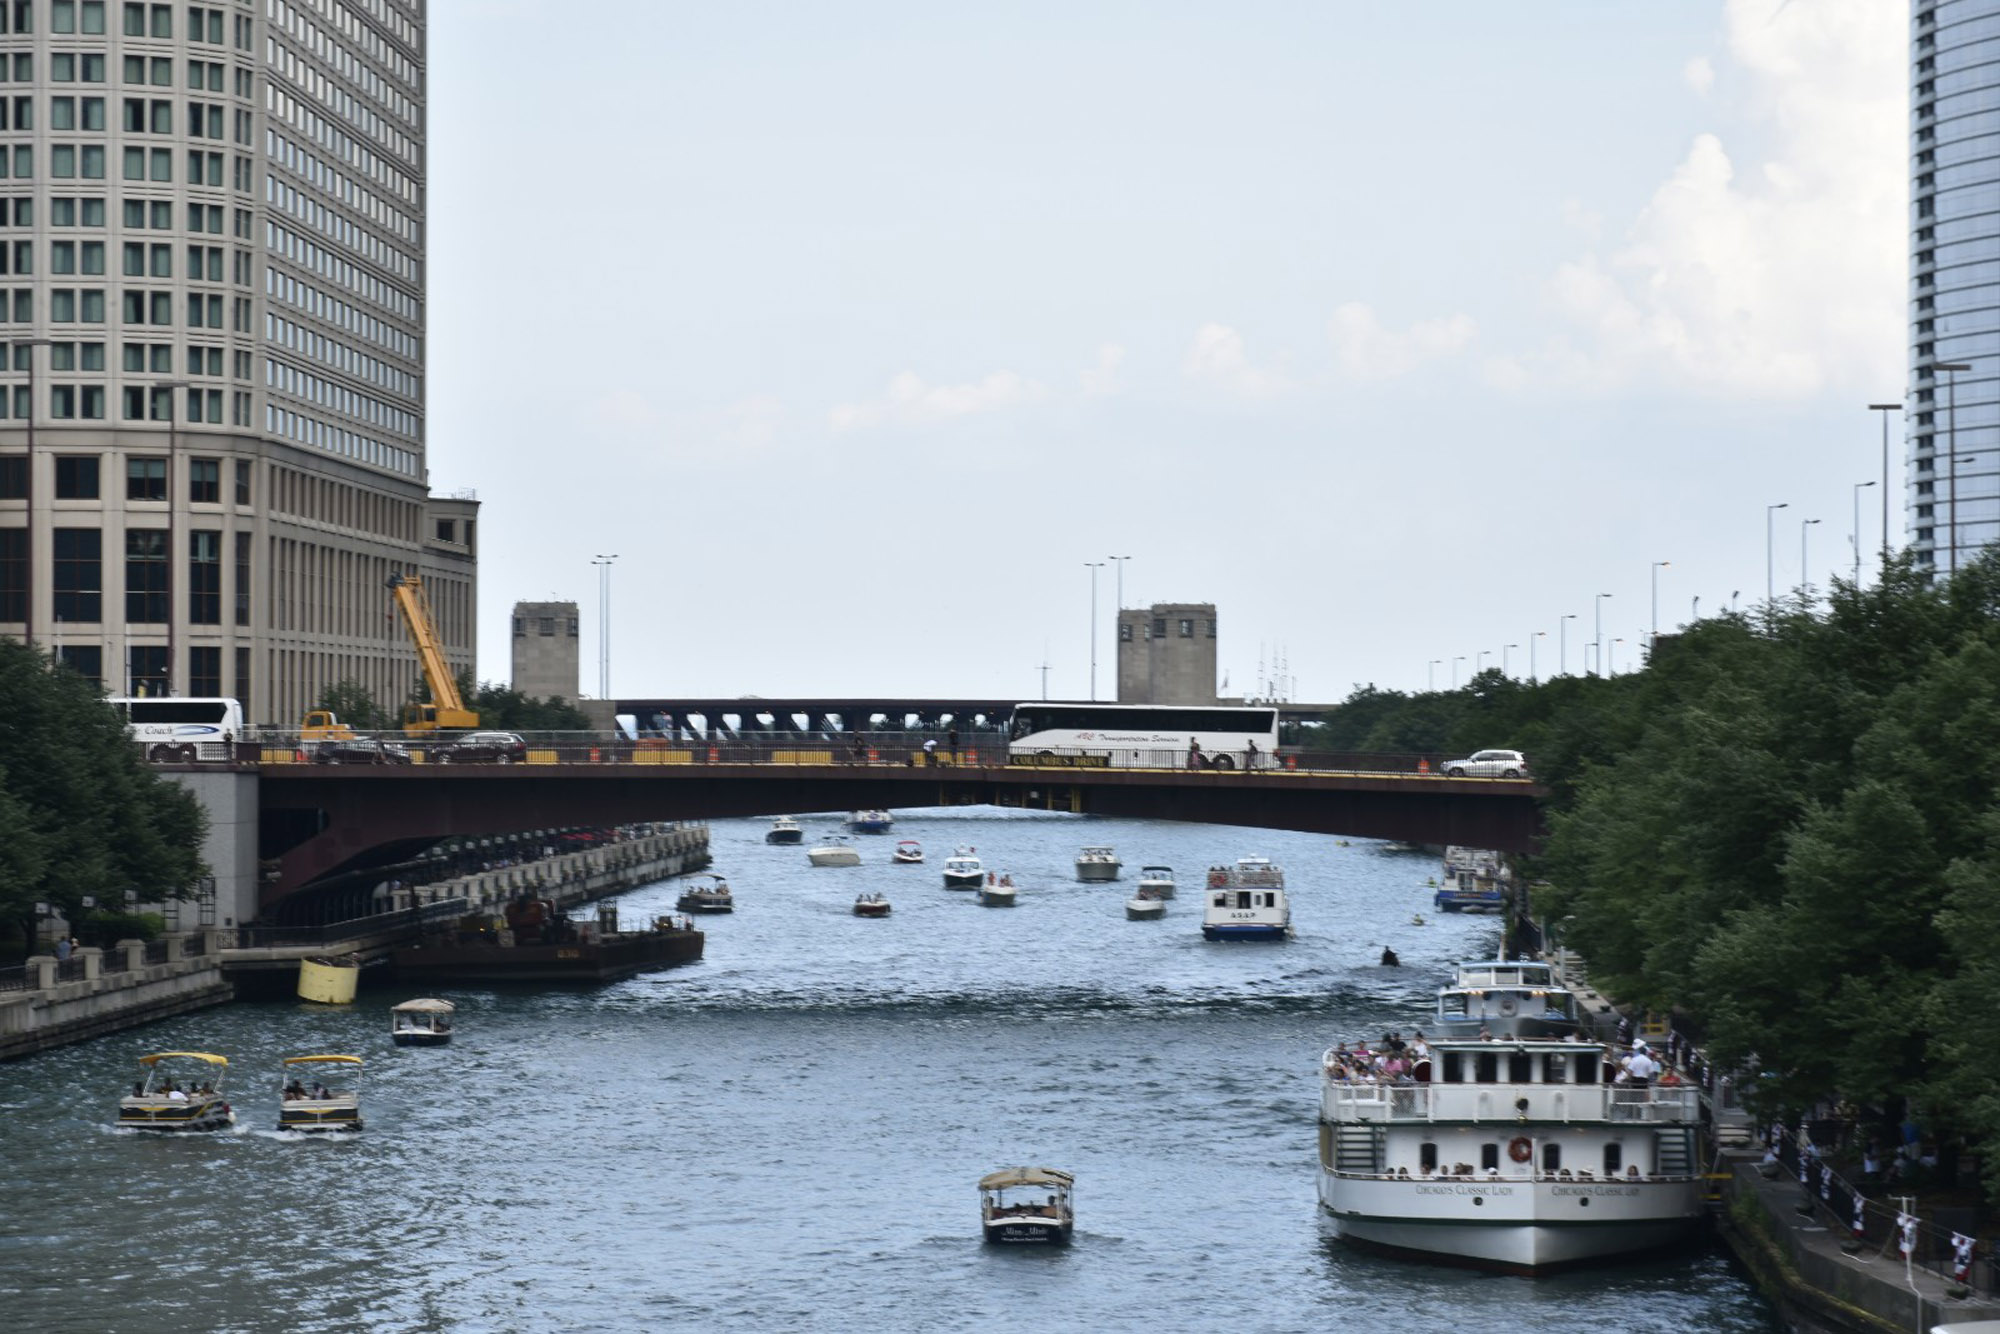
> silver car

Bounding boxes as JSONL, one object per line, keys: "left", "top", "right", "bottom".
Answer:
{"left": 1442, "top": 749, "right": 1528, "bottom": 778}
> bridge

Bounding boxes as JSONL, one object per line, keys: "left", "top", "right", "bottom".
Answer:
{"left": 247, "top": 736, "right": 1544, "bottom": 909}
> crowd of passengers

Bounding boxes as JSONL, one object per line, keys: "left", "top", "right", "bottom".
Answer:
{"left": 1322, "top": 1032, "right": 1688, "bottom": 1089}
{"left": 989, "top": 1197, "right": 1064, "bottom": 1218}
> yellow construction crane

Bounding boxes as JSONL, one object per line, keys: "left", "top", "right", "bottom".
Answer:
{"left": 386, "top": 571, "right": 479, "bottom": 733}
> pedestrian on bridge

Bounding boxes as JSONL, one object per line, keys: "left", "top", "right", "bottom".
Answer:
{"left": 1187, "top": 738, "right": 1204, "bottom": 771}
{"left": 947, "top": 727, "right": 959, "bottom": 764}
{"left": 923, "top": 738, "right": 938, "bottom": 766}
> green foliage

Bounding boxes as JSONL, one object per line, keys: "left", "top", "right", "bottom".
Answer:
{"left": 470, "top": 682, "right": 590, "bottom": 731}
{"left": 312, "top": 679, "right": 389, "bottom": 730}
{"left": 0, "top": 640, "right": 208, "bottom": 953}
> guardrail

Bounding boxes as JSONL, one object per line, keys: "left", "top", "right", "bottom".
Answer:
{"left": 224, "top": 896, "right": 471, "bottom": 949}
{"left": 0, "top": 963, "right": 29, "bottom": 992}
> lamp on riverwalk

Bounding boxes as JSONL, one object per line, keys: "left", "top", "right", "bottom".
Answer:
{"left": 1427, "top": 658, "right": 1441, "bottom": 692}
{"left": 1503, "top": 643, "right": 1518, "bottom": 677}
{"left": 1765, "top": 503, "right": 1788, "bottom": 608}
{"left": 1530, "top": 631, "right": 1545, "bottom": 683}
{"left": 590, "top": 553, "right": 618, "bottom": 700}
{"left": 1868, "top": 402, "right": 1900, "bottom": 570}
{"left": 1451, "top": 655, "right": 1465, "bottom": 689}
{"left": 1650, "top": 561, "right": 1669, "bottom": 655}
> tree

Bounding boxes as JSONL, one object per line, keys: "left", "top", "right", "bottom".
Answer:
{"left": 470, "top": 682, "right": 591, "bottom": 731}
{"left": 312, "top": 679, "right": 389, "bottom": 730}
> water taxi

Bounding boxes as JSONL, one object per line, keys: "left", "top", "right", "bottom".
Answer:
{"left": 977, "top": 874, "right": 1017, "bottom": 907}
{"left": 853, "top": 892, "right": 891, "bottom": 917}
{"left": 1125, "top": 887, "right": 1167, "bottom": 920}
{"left": 979, "top": 1166, "right": 1074, "bottom": 1245}
{"left": 1201, "top": 856, "right": 1292, "bottom": 940}
{"left": 390, "top": 997, "right": 456, "bottom": 1046}
{"left": 676, "top": 874, "right": 735, "bottom": 913}
{"left": 1316, "top": 1029, "right": 1704, "bottom": 1272}
{"left": 808, "top": 836, "right": 862, "bottom": 868}
{"left": 1074, "top": 846, "right": 1122, "bottom": 882}
{"left": 278, "top": 1054, "right": 364, "bottom": 1133}
{"left": 1136, "top": 865, "right": 1176, "bottom": 899}
{"left": 117, "top": 1052, "right": 235, "bottom": 1131}
{"left": 942, "top": 847, "right": 984, "bottom": 890}
{"left": 846, "top": 810, "right": 894, "bottom": 834}
{"left": 766, "top": 815, "right": 804, "bottom": 845}
{"left": 892, "top": 839, "right": 925, "bottom": 864}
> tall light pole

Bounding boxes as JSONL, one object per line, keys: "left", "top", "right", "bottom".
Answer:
{"left": 1108, "top": 555, "right": 1130, "bottom": 611}
{"left": 1593, "top": 592, "right": 1612, "bottom": 677}
{"left": 152, "top": 378, "right": 190, "bottom": 696}
{"left": 1766, "top": 502, "right": 1789, "bottom": 607}
{"left": 1936, "top": 362, "right": 1972, "bottom": 575}
{"left": 1852, "top": 481, "right": 1877, "bottom": 585}
{"left": 1530, "top": 631, "right": 1545, "bottom": 683}
{"left": 10, "top": 337, "right": 49, "bottom": 644}
{"left": 1692, "top": 595, "right": 1700, "bottom": 622}
{"left": 1503, "top": 643, "right": 1518, "bottom": 676}
{"left": 1560, "top": 613, "right": 1577, "bottom": 676}
{"left": 1427, "top": 659, "right": 1441, "bottom": 692}
{"left": 1084, "top": 561, "right": 1104, "bottom": 700}
{"left": 1869, "top": 402, "right": 1900, "bottom": 570}
{"left": 1476, "top": 649, "right": 1490, "bottom": 675}
{"left": 1650, "top": 561, "right": 1670, "bottom": 655}
{"left": 1451, "top": 655, "right": 1465, "bottom": 689}
{"left": 590, "top": 554, "right": 617, "bottom": 700}
{"left": 1799, "top": 518, "right": 1820, "bottom": 600}
{"left": 1611, "top": 638, "right": 1624, "bottom": 675}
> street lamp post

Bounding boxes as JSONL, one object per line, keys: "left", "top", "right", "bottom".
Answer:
{"left": 1852, "top": 481, "right": 1877, "bottom": 585}
{"left": 1530, "top": 631, "right": 1545, "bottom": 683}
{"left": 1593, "top": 593, "right": 1612, "bottom": 678}
{"left": 1503, "top": 643, "right": 1518, "bottom": 676}
{"left": 1935, "top": 362, "right": 1973, "bottom": 574}
{"left": 1611, "top": 638, "right": 1624, "bottom": 675}
{"left": 1766, "top": 502, "right": 1789, "bottom": 608}
{"left": 1451, "top": 655, "right": 1465, "bottom": 689}
{"left": 1427, "top": 659, "right": 1441, "bottom": 692}
{"left": 1476, "top": 649, "right": 1490, "bottom": 675}
{"left": 1650, "top": 560, "right": 1669, "bottom": 655}
{"left": 1108, "top": 555, "right": 1129, "bottom": 612}
{"left": 1800, "top": 518, "right": 1820, "bottom": 600}
{"left": 152, "top": 379, "right": 190, "bottom": 696}
{"left": 1692, "top": 595, "right": 1700, "bottom": 622}
{"left": 1084, "top": 561, "right": 1104, "bottom": 701}
{"left": 1870, "top": 402, "right": 1900, "bottom": 570}
{"left": 1560, "top": 613, "right": 1577, "bottom": 675}
{"left": 589, "top": 554, "right": 617, "bottom": 699}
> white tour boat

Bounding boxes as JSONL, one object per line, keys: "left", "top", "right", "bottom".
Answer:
{"left": 1136, "top": 865, "right": 1176, "bottom": 899}
{"left": 1200, "top": 856, "right": 1291, "bottom": 940}
{"left": 977, "top": 874, "right": 1018, "bottom": 907}
{"left": 117, "top": 1051, "right": 235, "bottom": 1132}
{"left": 1435, "top": 959, "right": 1582, "bottom": 1041}
{"left": 1125, "top": 886, "right": 1167, "bottom": 920}
{"left": 1316, "top": 1030, "right": 1705, "bottom": 1272}
{"left": 942, "top": 847, "right": 984, "bottom": 890}
{"left": 808, "top": 836, "right": 862, "bottom": 868}
{"left": 979, "top": 1166, "right": 1074, "bottom": 1245}
{"left": 1074, "top": 846, "right": 1122, "bottom": 882}
{"left": 766, "top": 816, "right": 804, "bottom": 845}
{"left": 390, "top": 997, "right": 455, "bottom": 1047}
{"left": 892, "top": 839, "right": 924, "bottom": 864}
{"left": 278, "top": 1054, "right": 364, "bottom": 1133}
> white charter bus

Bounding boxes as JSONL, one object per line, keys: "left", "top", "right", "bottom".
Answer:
{"left": 108, "top": 695, "right": 244, "bottom": 762}
{"left": 1006, "top": 703, "right": 1280, "bottom": 770}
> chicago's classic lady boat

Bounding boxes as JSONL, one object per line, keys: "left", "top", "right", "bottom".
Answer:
{"left": 979, "top": 1167, "right": 1074, "bottom": 1245}
{"left": 676, "top": 874, "right": 735, "bottom": 913}
{"left": 1074, "top": 846, "right": 1122, "bottom": 882}
{"left": 1136, "top": 865, "right": 1176, "bottom": 899}
{"left": 278, "top": 1054, "right": 364, "bottom": 1133}
{"left": 1315, "top": 1027, "right": 1704, "bottom": 1272}
{"left": 809, "top": 836, "right": 862, "bottom": 868}
{"left": 892, "top": 839, "right": 925, "bottom": 864}
{"left": 390, "top": 997, "right": 456, "bottom": 1046}
{"left": 766, "top": 815, "right": 804, "bottom": 845}
{"left": 942, "top": 847, "right": 985, "bottom": 890}
{"left": 117, "top": 1051, "right": 234, "bottom": 1131}
{"left": 1201, "top": 856, "right": 1291, "bottom": 940}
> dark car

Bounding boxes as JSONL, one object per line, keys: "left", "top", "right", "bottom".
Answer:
{"left": 313, "top": 736, "right": 412, "bottom": 766}
{"left": 428, "top": 731, "right": 528, "bottom": 765}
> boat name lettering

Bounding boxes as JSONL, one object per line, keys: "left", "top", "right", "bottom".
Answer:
{"left": 1414, "top": 1184, "right": 1516, "bottom": 1197}
{"left": 1550, "top": 1185, "right": 1641, "bottom": 1197}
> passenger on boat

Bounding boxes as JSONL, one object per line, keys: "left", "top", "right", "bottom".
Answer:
{"left": 284, "top": 1080, "right": 305, "bottom": 1100}
{"left": 166, "top": 1085, "right": 187, "bottom": 1103}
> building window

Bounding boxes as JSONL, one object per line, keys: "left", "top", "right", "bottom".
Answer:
{"left": 568, "top": 619, "right": 579, "bottom": 637}
{"left": 1603, "top": 1143, "right": 1623, "bottom": 1176}
{"left": 539, "top": 617, "right": 555, "bottom": 637}
{"left": 55, "top": 454, "right": 99, "bottom": 498}
{"left": 56, "top": 643, "right": 101, "bottom": 685}
{"left": 188, "top": 456, "right": 218, "bottom": 503}
{"left": 124, "top": 528, "right": 166, "bottom": 622}
{"left": 511, "top": 616, "right": 523, "bottom": 637}
{"left": 188, "top": 643, "right": 219, "bottom": 695}
{"left": 435, "top": 518, "right": 454, "bottom": 542}
{"left": 1179, "top": 619, "right": 1193, "bottom": 638}
{"left": 1151, "top": 618, "right": 1165, "bottom": 639}
{"left": 1118, "top": 622, "right": 1133, "bottom": 642}
{"left": 232, "top": 528, "right": 248, "bottom": 625}
{"left": 127, "top": 644, "right": 165, "bottom": 696}
{"left": 0, "top": 454, "right": 23, "bottom": 498}
{"left": 126, "top": 456, "right": 165, "bottom": 500}
{"left": 0, "top": 525, "right": 22, "bottom": 621}
{"left": 1206, "top": 619, "right": 1216, "bottom": 638}
{"left": 187, "top": 528, "right": 219, "bottom": 623}
{"left": 233, "top": 457, "right": 250, "bottom": 504}
{"left": 52, "top": 527, "right": 102, "bottom": 622}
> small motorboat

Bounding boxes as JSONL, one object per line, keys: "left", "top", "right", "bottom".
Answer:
{"left": 853, "top": 892, "right": 892, "bottom": 918}
{"left": 676, "top": 874, "right": 735, "bottom": 912}
{"left": 942, "top": 847, "right": 984, "bottom": 890}
{"left": 892, "top": 839, "right": 925, "bottom": 864}
{"left": 1074, "top": 846, "right": 1121, "bottom": 882}
{"left": 1136, "top": 866, "right": 1175, "bottom": 899}
{"left": 390, "top": 997, "right": 455, "bottom": 1047}
{"left": 977, "top": 874, "right": 1017, "bottom": 907}
{"left": 766, "top": 815, "right": 804, "bottom": 845}
{"left": 980, "top": 1167, "right": 1074, "bottom": 1245}
{"left": 809, "top": 836, "right": 862, "bottom": 868}
{"left": 277, "top": 1054, "right": 364, "bottom": 1133}
{"left": 117, "top": 1052, "right": 234, "bottom": 1132}
{"left": 1125, "top": 887, "right": 1167, "bottom": 920}
{"left": 846, "top": 810, "right": 894, "bottom": 834}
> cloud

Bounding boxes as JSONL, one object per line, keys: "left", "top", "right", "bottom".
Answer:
{"left": 1079, "top": 343, "right": 1126, "bottom": 397}
{"left": 1182, "top": 322, "right": 1292, "bottom": 399}
{"left": 1683, "top": 55, "right": 1716, "bottom": 96}
{"left": 828, "top": 369, "right": 1046, "bottom": 432}
{"left": 1327, "top": 302, "right": 1477, "bottom": 381}
{"left": 1506, "top": 0, "right": 1903, "bottom": 399}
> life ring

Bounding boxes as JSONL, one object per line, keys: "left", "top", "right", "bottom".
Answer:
{"left": 1508, "top": 1136, "right": 1533, "bottom": 1163}
{"left": 1497, "top": 995, "right": 1519, "bottom": 1019}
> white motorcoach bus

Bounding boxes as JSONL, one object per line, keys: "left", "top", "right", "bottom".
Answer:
{"left": 1006, "top": 703, "right": 1280, "bottom": 770}
{"left": 108, "top": 696, "right": 244, "bottom": 762}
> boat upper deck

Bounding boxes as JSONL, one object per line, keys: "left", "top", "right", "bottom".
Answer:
{"left": 1321, "top": 1039, "right": 1697, "bottom": 1125}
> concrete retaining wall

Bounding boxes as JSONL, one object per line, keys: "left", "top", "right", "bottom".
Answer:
{"left": 0, "top": 932, "right": 233, "bottom": 1061}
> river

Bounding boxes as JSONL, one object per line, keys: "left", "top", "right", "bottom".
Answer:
{"left": 0, "top": 811, "right": 1780, "bottom": 1333}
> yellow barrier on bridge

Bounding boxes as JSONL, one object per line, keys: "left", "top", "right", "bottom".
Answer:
{"left": 633, "top": 749, "right": 695, "bottom": 765}
{"left": 261, "top": 747, "right": 303, "bottom": 763}
{"left": 527, "top": 749, "right": 560, "bottom": 764}
{"left": 771, "top": 750, "right": 835, "bottom": 765}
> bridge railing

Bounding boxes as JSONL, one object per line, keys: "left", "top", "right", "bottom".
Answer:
{"left": 228, "top": 896, "right": 472, "bottom": 949}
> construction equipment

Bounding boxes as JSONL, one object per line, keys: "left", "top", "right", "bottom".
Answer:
{"left": 386, "top": 571, "right": 479, "bottom": 733}
{"left": 300, "top": 710, "right": 357, "bottom": 742}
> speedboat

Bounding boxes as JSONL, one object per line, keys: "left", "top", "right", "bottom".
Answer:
{"left": 892, "top": 839, "right": 924, "bottom": 864}
{"left": 809, "top": 836, "right": 862, "bottom": 868}
{"left": 853, "top": 892, "right": 891, "bottom": 917}
{"left": 1074, "top": 846, "right": 1121, "bottom": 882}
{"left": 278, "top": 1054, "right": 364, "bottom": 1133}
{"left": 846, "top": 810, "right": 894, "bottom": 834}
{"left": 1136, "top": 865, "right": 1175, "bottom": 899}
{"left": 942, "top": 846, "right": 984, "bottom": 889}
{"left": 766, "top": 816, "right": 804, "bottom": 845}
{"left": 676, "top": 874, "right": 735, "bottom": 912}
{"left": 1316, "top": 1029, "right": 1703, "bottom": 1271}
{"left": 1201, "top": 856, "right": 1291, "bottom": 940}
{"left": 980, "top": 1167, "right": 1074, "bottom": 1245}
{"left": 977, "top": 874, "right": 1017, "bottom": 907}
{"left": 390, "top": 997, "right": 455, "bottom": 1046}
{"left": 117, "top": 1052, "right": 234, "bottom": 1131}
{"left": 1434, "top": 959, "right": 1581, "bottom": 1040}
{"left": 1125, "top": 887, "right": 1167, "bottom": 920}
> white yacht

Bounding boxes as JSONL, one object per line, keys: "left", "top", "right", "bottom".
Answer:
{"left": 1200, "top": 856, "right": 1291, "bottom": 940}
{"left": 808, "top": 835, "right": 862, "bottom": 868}
{"left": 765, "top": 816, "right": 804, "bottom": 845}
{"left": 942, "top": 847, "right": 984, "bottom": 890}
{"left": 1316, "top": 1032, "right": 1704, "bottom": 1272}
{"left": 1136, "top": 866, "right": 1176, "bottom": 899}
{"left": 1074, "top": 846, "right": 1121, "bottom": 882}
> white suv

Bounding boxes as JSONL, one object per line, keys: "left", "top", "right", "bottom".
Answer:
{"left": 1442, "top": 749, "right": 1528, "bottom": 778}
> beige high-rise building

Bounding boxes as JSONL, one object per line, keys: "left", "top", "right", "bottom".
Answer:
{"left": 0, "top": 0, "right": 472, "bottom": 725}
{"left": 510, "top": 599, "right": 577, "bottom": 703}
{"left": 1116, "top": 601, "right": 1218, "bottom": 706}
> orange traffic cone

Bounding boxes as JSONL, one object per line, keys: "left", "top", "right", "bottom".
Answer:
{"left": 1417, "top": 758, "right": 1431, "bottom": 775}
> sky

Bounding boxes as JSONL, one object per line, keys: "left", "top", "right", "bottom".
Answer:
{"left": 424, "top": 0, "right": 1907, "bottom": 704}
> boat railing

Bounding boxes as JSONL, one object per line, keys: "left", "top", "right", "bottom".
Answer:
{"left": 1322, "top": 1077, "right": 1701, "bottom": 1125}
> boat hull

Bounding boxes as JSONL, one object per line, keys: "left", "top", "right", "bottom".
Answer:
{"left": 943, "top": 873, "right": 982, "bottom": 889}
{"left": 1075, "top": 864, "right": 1120, "bottom": 882}
{"left": 1317, "top": 1174, "right": 1703, "bottom": 1273}
{"left": 765, "top": 831, "right": 803, "bottom": 845}
{"left": 847, "top": 817, "right": 893, "bottom": 834}
{"left": 809, "top": 850, "right": 861, "bottom": 867}
{"left": 1126, "top": 901, "right": 1165, "bottom": 920}
{"left": 983, "top": 1219, "right": 1072, "bottom": 1246}
{"left": 390, "top": 928, "right": 703, "bottom": 984}
{"left": 117, "top": 1097, "right": 234, "bottom": 1132}
{"left": 677, "top": 898, "right": 733, "bottom": 913}
{"left": 279, "top": 1101, "right": 362, "bottom": 1133}
{"left": 1202, "top": 922, "right": 1288, "bottom": 940}
{"left": 390, "top": 1030, "right": 452, "bottom": 1047}
{"left": 1136, "top": 881, "right": 1175, "bottom": 900}
{"left": 853, "top": 903, "right": 891, "bottom": 917}
{"left": 977, "top": 888, "right": 1017, "bottom": 907}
